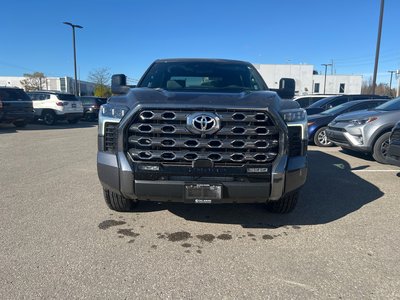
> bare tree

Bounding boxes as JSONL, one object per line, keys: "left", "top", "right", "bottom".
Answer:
{"left": 362, "top": 76, "right": 394, "bottom": 96}
{"left": 20, "top": 72, "right": 46, "bottom": 91}
{"left": 88, "top": 68, "right": 111, "bottom": 97}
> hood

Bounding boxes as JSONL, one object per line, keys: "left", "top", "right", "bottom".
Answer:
{"left": 109, "top": 88, "right": 282, "bottom": 111}
{"left": 333, "top": 109, "right": 386, "bottom": 122}
{"left": 307, "top": 113, "right": 334, "bottom": 122}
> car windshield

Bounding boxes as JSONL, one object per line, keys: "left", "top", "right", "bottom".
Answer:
{"left": 0, "top": 89, "right": 31, "bottom": 101}
{"left": 307, "top": 96, "right": 337, "bottom": 108}
{"left": 374, "top": 98, "right": 400, "bottom": 111}
{"left": 137, "top": 61, "right": 267, "bottom": 92}
{"left": 321, "top": 102, "right": 352, "bottom": 115}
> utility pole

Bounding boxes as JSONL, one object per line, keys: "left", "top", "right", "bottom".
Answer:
{"left": 372, "top": 0, "right": 385, "bottom": 94}
{"left": 322, "top": 63, "right": 332, "bottom": 94}
{"left": 63, "top": 22, "right": 83, "bottom": 96}
{"left": 388, "top": 70, "right": 396, "bottom": 96}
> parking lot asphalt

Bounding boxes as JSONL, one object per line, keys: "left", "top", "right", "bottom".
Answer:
{"left": 1, "top": 123, "right": 399, "bottom": 299}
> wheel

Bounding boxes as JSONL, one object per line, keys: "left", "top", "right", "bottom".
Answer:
{"left": 103, "top": 189, "right": 137, "bottom": 212}
{"left": 13, "top": 121, "right": 27, "bottom": 128}
{"left": 42, "top": 111, "right": 56, "bottom": 125}
{"left": 313, "top": 127, "right": 333, "bottom": 147}
{"left": 266, "top": 190, "right": 299, "bottom": 214}
{"left": 67, "top": 118, "right": 79, "bottom": 124}
{"left": 372, "top": 132, "right": 391, "bottom": 164}
{"left": 84, "top": 113, "right": 95, "bottom": 122}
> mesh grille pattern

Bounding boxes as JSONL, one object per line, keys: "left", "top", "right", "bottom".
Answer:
{"left": 104, "top": 122, "right": 118, "bottom": 152}
{"left": 126, "top": 109, "right": 280, "bottom": 165}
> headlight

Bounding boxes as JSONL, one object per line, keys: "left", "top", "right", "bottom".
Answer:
{"left": 100, "top": 103, "right": 129, "bottom": 120}
{"left": 281, "top": 109, "right": 307, "bottom": 123}
{"left": 350, "top": 117, "right": 377, "bottom": 126}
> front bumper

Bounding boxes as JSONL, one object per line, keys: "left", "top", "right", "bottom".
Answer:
{"left": 326, "top": 126, "right": 370, "bottom": 152}
{"left": 97, "top": 150, "right": 307, "bottom": 203}
{"left": 387, "top": 143, "right": 400, "bottom": 167}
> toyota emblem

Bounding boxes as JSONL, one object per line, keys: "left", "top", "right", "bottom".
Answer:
{"left": 187, "top": 112, "right": 220, "bottom": 135}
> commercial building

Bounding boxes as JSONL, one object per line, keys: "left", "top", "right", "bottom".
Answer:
{"left": 0, "top": 76, "right": 96, "bottom": 96}
{"left": 253, "top": 64, "right": 362, "bottom": 95}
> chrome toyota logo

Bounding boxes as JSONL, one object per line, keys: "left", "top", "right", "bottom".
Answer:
{"left": 187, "top": 112, "right": 220, "bottom": 135}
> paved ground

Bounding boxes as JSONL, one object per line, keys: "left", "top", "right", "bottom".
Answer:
{"left": 1, "top": 122, "right": 400, "bottom": 299}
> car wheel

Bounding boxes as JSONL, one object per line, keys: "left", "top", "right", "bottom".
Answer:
{"left": 13, "top": 121, "right": 27, "bottom": 128}
{"left": 67, "top": 118, "right": 79, "bottom": 124}
{"left": 313, "top": 127, "right": 333, "bottom": 147}
{"left": 43, "top": 111, "right": 56, "bottom": 125}
{"left": 372, "top": 132, "right": 391, "bottom": 164}
{"left": 266, "top": 190, "right": 299, "bottom": 214}
{"left": 103, "top": 189, "right": 137, "bottom": 212}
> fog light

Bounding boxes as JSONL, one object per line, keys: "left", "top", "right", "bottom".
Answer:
{"left": 138, "top": 165, "right": 160, "bottom": 171}
{"left": 247, "top": 167, "right": 269, "bottom": 173}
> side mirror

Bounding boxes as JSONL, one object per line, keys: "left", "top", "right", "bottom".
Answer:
{"left": 277, "top": 78, "right": 295, "bottom": 99}
{"left": 111, "top": 74, "right": 130, "bottom": 94}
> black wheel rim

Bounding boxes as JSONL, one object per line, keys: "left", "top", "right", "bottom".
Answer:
{"left": 44, "top": 113, "right": 54, "bottom": 125}
{"left": 381, "top": 139, "right": 389, "bottom": 157}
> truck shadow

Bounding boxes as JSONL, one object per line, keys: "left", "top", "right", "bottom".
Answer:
{"left": 0, "top": 122, "right": 96, "bottom": 133}
{"left": 135, "top": 150, "right": 384, "bottom": 227}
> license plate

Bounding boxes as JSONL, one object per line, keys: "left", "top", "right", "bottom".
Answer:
{"left": 184, "top": 184, "right": 222, "bottom": 203}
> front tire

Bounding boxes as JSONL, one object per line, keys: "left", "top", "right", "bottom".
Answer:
{"left": 266, "top": 190, "right": 299, "bottom": 214}
{"left": 372, "top": 132, "right": 391, "bottom": 164}
{"left": 313, "top": 127, "right": 333, "bottom": 147}
{"left": 103, "top": 189, "right": 137, "bottom": 212}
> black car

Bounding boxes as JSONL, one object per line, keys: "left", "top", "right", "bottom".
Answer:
{"left": 308, "top": 99, "right": 388, "bottom": 147}
{"left": 305, "top": 94, "right": 390, "bottom": 115}
{"left": 387, "top": 121, "right": 400, "bottom": 167}
{"left": 80, "top": 96, "right": 107, "bottom": 121}
{"left": 0, "top": 87, "right": 34, "bottom": 127}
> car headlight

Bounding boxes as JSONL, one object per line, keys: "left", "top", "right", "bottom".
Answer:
{"left": 100, "top": 103, "right": 129, "bottom": 121}
{"left": 350, "top": 117, "right": 377, "bottom": 126}
{"left": 281, "top": 109, "right": 307, "bottom": 123}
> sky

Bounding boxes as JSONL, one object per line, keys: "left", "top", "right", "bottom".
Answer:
{"left": 1, "top": 0, "right": 400, "bottom": 85}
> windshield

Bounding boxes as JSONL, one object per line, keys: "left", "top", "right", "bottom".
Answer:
{"left": 321, "top": 102, "right": 353, "bottom": 115}
{"left": 307, "top": 96, "right": 337, "bottom": 108}
{"left": 137, "top": 61, "right": 267, "bottom": 92}
{"left": 374, "top": 98, "right": 400, "bottom": 111}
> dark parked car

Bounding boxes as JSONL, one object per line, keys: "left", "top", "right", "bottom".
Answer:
{"left": 294, "top": 94, "right": 335, "bottom": 108}
{"left": 0, "top": 87, "right": 34, "bottom": 127}
{"left": 80, "top": 96, "right": 107, "bottom": 121}
{"left": 326, "top": 98, "right": 400, "bottom": 164}
{"left": 308, "top": 99, "right": 388, "bottom": 147}
{"left": 387, "top": 121, "right": 400, "bottom": 167}
{"left": 305, "top": 94, "right": 390, "bottom": 115}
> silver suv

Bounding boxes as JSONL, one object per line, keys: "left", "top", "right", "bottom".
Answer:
{"left": 326, "top": 98, "right": 400, "bottom": 163}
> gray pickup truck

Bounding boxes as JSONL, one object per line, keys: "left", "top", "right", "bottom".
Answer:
{"left": 97, "top": 59, "right": 308, "bottom": 213}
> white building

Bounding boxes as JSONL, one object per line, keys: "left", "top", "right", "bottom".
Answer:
{"left": 253, "top": 64, "right": 362, "bottom": 96}
{"left": 0, "top": 76, "right": 96, "bottom": 96}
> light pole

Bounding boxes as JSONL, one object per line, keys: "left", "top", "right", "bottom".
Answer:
{"left": 321, "top": 63, "right": 332, "bottom": 94}
{"left": 372, "top": 0, "right": 385, "bottom": 94}
{"left": 388, "top": 70, "right": 396, "bottom": 96}
{"left": 63, "top": 22, "right": 83, "bottom": 96}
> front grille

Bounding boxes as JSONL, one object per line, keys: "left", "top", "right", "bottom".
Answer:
{"left": 288, "top": 126, "right": 302, "bottom": 157}
{"left": 328, "top": 126, "right": 346, "bottom": 132}
{"left": 126, "top": 109, "right": 280, "bottom": 165}
{"left": 104, "top": 122, "right": 118, "bottom": 152}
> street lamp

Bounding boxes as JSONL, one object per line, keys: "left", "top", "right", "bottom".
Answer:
{"left": 63, "top": 22, "right": 83, "bottom": 96}
{"left": 321, "top": 63, "right": 332, "bottom": 94}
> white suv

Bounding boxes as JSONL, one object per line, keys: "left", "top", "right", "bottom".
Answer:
{"left": 28, "top": 91, "right": 83, "bottom": 125}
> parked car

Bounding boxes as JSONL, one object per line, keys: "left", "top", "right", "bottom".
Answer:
{"left": 308, "top": 99, "right": 388, "bottom": 147}
{"left": 305, "top": 94, "right": 390, "bottom": 115}
{"left": 386, "top": 121, "right": 400, "bottom": 167}
{"left": 293, "top": 94, "right": 336, "bottom": 108}
{"left": 79, "top": 96, "right": 107, "bottom": 121}
{"left": 326, "top": 97, "right": 400, "bottom": 163}
{"left": 27, "top": 91, "right": 83, "bottom": 125}
{"left": 0, "top": 87, "right": 34, "bottom": 127}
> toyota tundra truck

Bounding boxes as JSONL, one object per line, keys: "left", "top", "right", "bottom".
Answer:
{"left": 97, "top": 59, "right": 308, "bottom": 213}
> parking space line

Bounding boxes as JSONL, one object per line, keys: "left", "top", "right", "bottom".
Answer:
{"left": 352, "top": 170, "right": 399, "bottom": 172}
